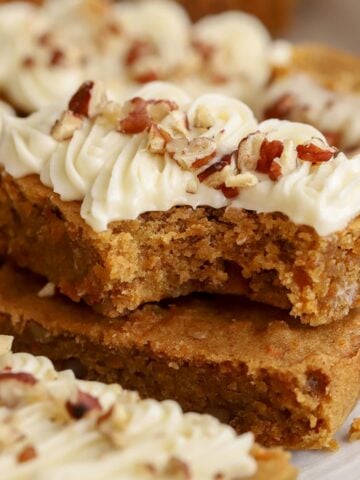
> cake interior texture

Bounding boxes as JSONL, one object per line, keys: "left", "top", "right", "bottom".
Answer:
{"left": 1, "top": 172, "right": 360, "bottom": 326}
{"left": 0, "top": 263, "right": 359, "bottom": 450}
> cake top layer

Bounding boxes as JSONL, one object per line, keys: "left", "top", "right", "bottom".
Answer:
{"left": 0, "top": 335, "right": 259, "bottom": 479}
{"left": 0, "top": 0, "right": 283, "bottom": 113}
{"left": 2, "top": 80, "right": 360, "bottom": 236}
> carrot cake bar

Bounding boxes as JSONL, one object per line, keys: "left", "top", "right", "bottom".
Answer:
{"left": 0, "top": 335, "right": 297, "bottom": 479}
{"left": 0, "top": 263, "right": 359, "bottom": 450}
{"left": 1, "top": 81, "right": 360, "bottom": 325}
{"left": 0, "top": 0, "right": 284, "bottom": 114}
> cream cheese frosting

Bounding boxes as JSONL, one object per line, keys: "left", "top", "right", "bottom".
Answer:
{"left": 0, "top": 0, "right": 287, "bottom": 113}
{"left": 262, "top": 74, "right": 360, "bottom": 151}
{"left": 0, "top": 336, "right": 257, "bottom": 479}
{"left": 2, "top": 80, "right": 360, "bottom": 236}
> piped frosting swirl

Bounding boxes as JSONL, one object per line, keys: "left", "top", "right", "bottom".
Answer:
{"left": 2, "top": 80, "right": 360, "bottom": 236}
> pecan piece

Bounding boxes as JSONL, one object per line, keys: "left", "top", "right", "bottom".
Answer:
{"left": 296, "top": 143, "right": 337, "bottom": 163}
{"left": 256, "top": 139, "right": 284, "bottom": 180}
{"left": 0, "top": 372, "right": 37, "bottom": 385}
{"left": 264, "top": 93, "right": 296, "bottom": 120}
{"left": 119, "top": 98, "right": 177, "bottom": 135}
{"left": 147, "top": 124, "right": 172, "bottom": 154}
{"left": 119, "top": 97, "right": 152, "bottom": 134}
{"left": 49, "top": 48, "right": 65, "bottom": 67}
{"left": 125, "top": 40, "right": 156, "bottom": 66}
{"left": 197, "top": 153, "right": 232, "bottom": 183}
{"left": 68, "top": 81, "right": 107, "bottom": 118}
{"left": 237, "top": 132, "right": 265, "bottom": 172}
{"left": 134, "top": 70, "right": 159, "bottom": 84}
{"left": 66, "top": 390, "right": 102, "bottom": 420}
{"left": 192, "top": 40, "right": 214, "bottom": 63}
{"left": 167, "top": 137, "right": 216, "bottom": 170}
{"left": 17, "top": 446, "right": 37, "bottom": 464}
{"left": 51, "top": 110, "right": 83, "bottom": 141}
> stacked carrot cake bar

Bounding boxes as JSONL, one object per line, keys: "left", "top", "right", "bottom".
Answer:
{"left": 0, "top": 0, "right": 359, "bottom": 472}
{"left": 0, "top": 335, "right": 297, "bottom": 479}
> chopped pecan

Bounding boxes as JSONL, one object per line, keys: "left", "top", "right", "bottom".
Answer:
{"left": 147, "top": 124, "right": 172, "bottom": 154}
{"left": 22, "top": 56, "right": 35, "bottom": 68}
{"left": 264, "top": 93, "right": 296, "bottom": 120}
{"left": 296, "top": 142, "right": 337, "bottom": 163}
{"left": 68, "top": 81, "right": 107, "bottom": 118}
{"left": 0, "top": 372, "right": 37, "bottom": 385}
{"left": 119, "top": 97, "right": 151, "bottom": 134}
{"left": 167, "top": 137, "right": 216, "bottom": 170}
{"left": 197, "top": 153, "right": 232, "bottom": 183}
{"left": 225, "top": 172, "right": 258, "bottom": 188}
{"left": 119, "top": 98, "right": 177, "bottom": 135}
{"left": 51, "top": 110, "right": 83, "bottom": 141}
{"left": 148, "top": 100, "right": 178, "bottom": 123}
{"left": 219, "top": 184, "right": 239, "bottom": 198}
{"left": 66, "top": 390, "right": 102, "bottom": 420}
{"left": 256, "top": 139, "right": 284, "bottom": 180}
{"left": 49, "top": 48, "right": 65, "bottom": 66}
{"left": 125, "top": 40, "right": 156, "bottom": 66}
{"left": 17, "top": 446, "right": 37, "bottom": 464}
{"left": 192, "top": 40, "right": 214, "bottom": 63}
{"left": 237, "top": 132, "right": 265, "bottom": 172}
{"left": 37, "top": 32, "right": 52, "bottom": 46}
{"left": 134, "top": 70, "right": 159, "bottom": 83}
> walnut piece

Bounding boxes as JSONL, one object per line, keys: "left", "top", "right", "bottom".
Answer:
{"left": 51, "top": 110, "right": 83, "bottom": 142}
{"left": 193, "top": 105, "right": 215, "bottom": 129}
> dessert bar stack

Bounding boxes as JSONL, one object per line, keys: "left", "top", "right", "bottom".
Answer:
{"left": 0, "top": 0, "right": 359, "bottom": 470}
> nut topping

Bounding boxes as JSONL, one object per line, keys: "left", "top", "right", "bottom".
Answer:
{"left": 256, "top": 139, "right": 284, "bottom": 180}
{"left": 197, "top": 153, "right": 233, "bottom": 183}
{"left": 225, "top": 172, "right": 258, "bottom": 188}
{"left": 296, "top": 142, "right": 337, "bottom": 163}
{"left": 264, "top": 93, "right": 296, "bottom": 120}
{"left": 237, "top": 132, "right": 265, "bottom": 172}
{"left": 119, "top": 97, "right": 152, "bottom": 134}
{"left": 125, "top": 40, "right": 156, "bottom": 67}
{"left": 68, "top": 81, "right": 107, "bottom": 118}
{"left": 166, "top": 137, "right": 216, "bottom": 170}
{"left": 0, "top": 372, "right": 37, "bottom": 385}
{"left": 66, "top": 390, "right": 102, "bottom": 420}
{"left": 51, "top": 110, "right": 84, "bottom": 141}
{"left": 17, "top": 446, "right": 37, "bottom": 464}
{"left": 147, "top": 124, "right": 172, "bottom": 154}
{"left": 119, "top": 98, "right": 178, "bottom": 135}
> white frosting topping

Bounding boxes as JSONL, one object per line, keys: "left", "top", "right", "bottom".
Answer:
{"left": 3, "top": 81, "right": 360, "bottom": 236}
{"left": 0, "top": 337, "right": 257, "bottom": 479}
{"left": 263, "top": 74, "right": 360, "bottom": 150}
{"left": 0, "top": 0, "right": 283, "bottom": 113}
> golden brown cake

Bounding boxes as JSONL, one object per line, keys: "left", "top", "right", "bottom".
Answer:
{"left": 0, "top": 263, "right": 359, "bottom": 450}
{"left": 0, "top": 335, "right": 297, "bottom": 479}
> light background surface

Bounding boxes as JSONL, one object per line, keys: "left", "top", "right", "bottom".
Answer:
{"left": 293, "top": 402, "right": 360, "bottom": 479}
{"left": 286, "top": 0, "right": 360, "bottom": 53}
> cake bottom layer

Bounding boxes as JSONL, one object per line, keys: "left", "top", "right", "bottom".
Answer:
{"left": 0, "top": 263, "right": 359, "bottom": 450}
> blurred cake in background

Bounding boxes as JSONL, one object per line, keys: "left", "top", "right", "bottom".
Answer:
{"left": 174, "top": 0, "right": 298, "bottom": 34}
